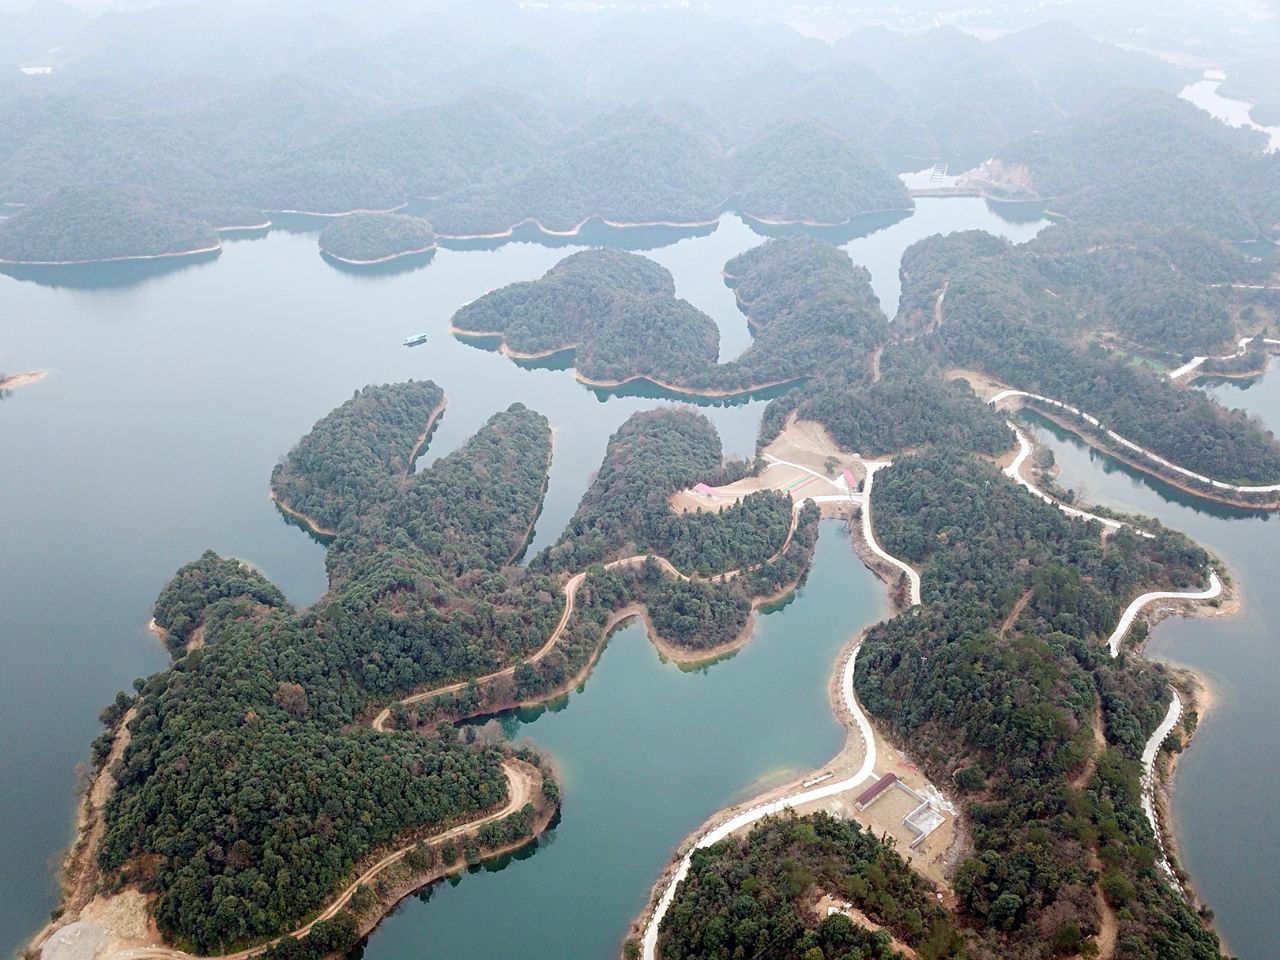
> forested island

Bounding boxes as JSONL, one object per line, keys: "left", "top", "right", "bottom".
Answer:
{"left": 454, "top": 238, "right": 888, "bottom": 395}
{"left": 317, "top": 212, "right": 436, "bottom": 265}
{"left": 88, "top": 386, "right": 560, "bottom": 957}
{"left": 48, "top": 383, "right": 829, "bottom": 960}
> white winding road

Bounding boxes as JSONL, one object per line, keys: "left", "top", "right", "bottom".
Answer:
{"left": 1003, "top": 422, "right": 1135, "bottom": 534}
{"left": 1104, "top": 571, "right": 1223, "bottom": 658}
{"left": 990, "top": 389, "right": 1280, "bottom": 495}
{"left": 640, "top": 644, "right": 879, "bottom": 960}
{"left": 1166, "top": 336, "right": 1280, "bottom": 382}
{"left": 861, "top": 462, "right": 923, "bottom": 606}
{"left": 1140, "top": 692, "right": 1184, "bottom": 883}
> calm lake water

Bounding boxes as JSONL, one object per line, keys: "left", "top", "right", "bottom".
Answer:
{"left": 1021, "top": 358, "right": 1280, "bottom": 959}
{"left": 1179, "top": 72, "right": 1280, "bottom": 153}
{"left": 0, "top": 200, "right": 1047, "bottom": 959}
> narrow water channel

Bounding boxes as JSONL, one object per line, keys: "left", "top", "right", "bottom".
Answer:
{"left": 1018, "top": 358, "right": 1280, "bottom": 958}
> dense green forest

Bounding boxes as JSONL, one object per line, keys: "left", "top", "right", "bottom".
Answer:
{"left": 537, "top": 408, "right": 788, "bottom": 576}
{"left": 658, "top": 812, "right": 965, "bottom": 960}
{"left": 455, "top": 238, "right": 889, "bottom": 394}
{"left": 428, "top": 107, "right": 731, "bottom": 236}
{"left": 450, "top": 248, "right": 721, "bottom": 383}
{"left": 896, "top": 230, "right": 1280, "bottom": 487}
{"left": 317, "top": 212, "right": 435, "bottom": 262}
{"left": 796, "top": 369, "right": 1012, "bottom": 458}
{"left": 151, "top": 551, "right": 288, "bottom": 654}
{"left": 718, "top": 237, "right": 889, "bottom": 388}
{"left": 732, "top": 120, "right": 913, "bottom": 224}
{"left": 17, "top": 11, "right": 1269, "bottom": 959}
{"left": 998, "top": 92, "right": 1280, "bottom": 240}
{"left": 100, "top": 390, "right": 835, "bottom": 950}
{"left": 0, "top": 185, "right": 220, "bottom": 263}
{"left": 270, "top": 381, "right": 444, "bottom": 533}
{"left": 0, "top": 17, "right": 1264, "bottom": 246}
{"left": 451, "top": 249, "right": 675, "bottom": 354}
{"left": 853, "top": 449, "right": 1221, "bottom": 959}
{"left": 101, "top": 385, "right": 560, "bottom": 951}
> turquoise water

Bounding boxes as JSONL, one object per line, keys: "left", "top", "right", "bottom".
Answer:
{"left": 363, "top": 528, "right": 881, "bottom": 960}
{"left": 0, "top": 201, "right": 1045, "bottom": 958}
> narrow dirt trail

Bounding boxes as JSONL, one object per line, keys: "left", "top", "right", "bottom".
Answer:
{"left": 999, "top": 589, "right": 1033, "bottom": 637}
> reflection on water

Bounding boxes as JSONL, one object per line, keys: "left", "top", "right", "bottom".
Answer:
{"left": 320, "top": 249, "right": 436, "bottom": 278}
{"left": 740, "top": 208, "right": 913, "bottom": 244}
{"left": 587, "top": 377, "right": 804, "bottom": 407}
{"left": 436, "top": 217, "right": 720, "bottom": 253}
{"left": 0, "top": 199, "right": 1049, "bottom": 958}
{"left": 0, "top": 249, "right": 222, "bottom": 290}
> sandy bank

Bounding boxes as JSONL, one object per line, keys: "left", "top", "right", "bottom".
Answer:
{"left": 0, "top": 369, "right": 48, "bottom": 390}
{"left": 740, "top": 204, "right": 914, "bottom": 228}
{"left": 449, "top": 322, "right": 803, "bottom": 398}
{"left": 0, "top": 244, "right": 221, "bottom": 267}
{"left": 435, "top": 211, "right": 723, "bottom": 242}
{"left": 319, "top": 243, "right": 437, "bottom": 266}
{"left": 268, "top": 491, "right": 338, "bottom": 539}
{"left": 266, "top": 202, "right": 408, "bottom": 218}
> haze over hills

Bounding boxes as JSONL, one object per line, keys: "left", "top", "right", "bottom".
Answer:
{"left": 1, "top": 5, "right": 1270, "bottom": 262}
{"left": 7, "top": 4, "right": 1280, "bottom": 960}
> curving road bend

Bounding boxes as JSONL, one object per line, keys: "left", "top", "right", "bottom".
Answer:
{"left": 990, "top": 389, "right": 1280, "bottom": 495}
{"left": 374, "top": 505, "right": 813, "bottom": 731}
{"left": 1140, "top": 691, "right": 1184, "bottom": 883}
{"left": 1003, "top": 422, "right": 1147, "bottom": 536}
{"left": 640, "top": 644, "right": 879, "bottom": 960}
{"left": 1166, "top": 336, "right": 1280, "bottom": 382}
{"left": 95, "top": 760, "right": 537, "bottom": 960}
{"left": 861, "top": 462, "right": 922, "bottom": 606}
{"left": 1104, "top": 571, "right": 1222, "bottom": 658}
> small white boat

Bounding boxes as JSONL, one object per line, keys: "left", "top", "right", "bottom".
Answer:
{"left": 403, "top": 333, "right": 428, "bottom": 347}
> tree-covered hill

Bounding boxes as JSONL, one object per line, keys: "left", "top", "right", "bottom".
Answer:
{"left": 833, "top": 25, "right": 1061, "bottom": 167}
{"left": 855, "top": 448, "right": 1222, "bottom": 959}
{"left": 659, "top": 812, "right": 965, "bottom": 960}
{"left": 537, "top": 407, "right": 788, "bottom": 577}
{"left": 0, "top": 184, "right": 219, "bottom": 263}
{"left": 451, "top": 249, "right": 676, "bottom": 355}
{"left": 991, "top": 19, "right": 1194, "bottom": 113}
{"left": 102, "top": 385, "right": 560, "bottom": 952}
{"left": 427, "top": 106, "right": 731, "bottom": 235}
{"left": 454, "top": 238, "right": 891, "bottom": 395}
{"left": 318, "top": 212, "right": 435, "bottom": 263}
{"left": 998, "top": 92, "right": 1280, "bottom": 240}
{"left": 732, "top": 120, "right": 913, "bottom": 224}
{"left": 896, "top": 229, "right": 1280, "bottom": 486}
